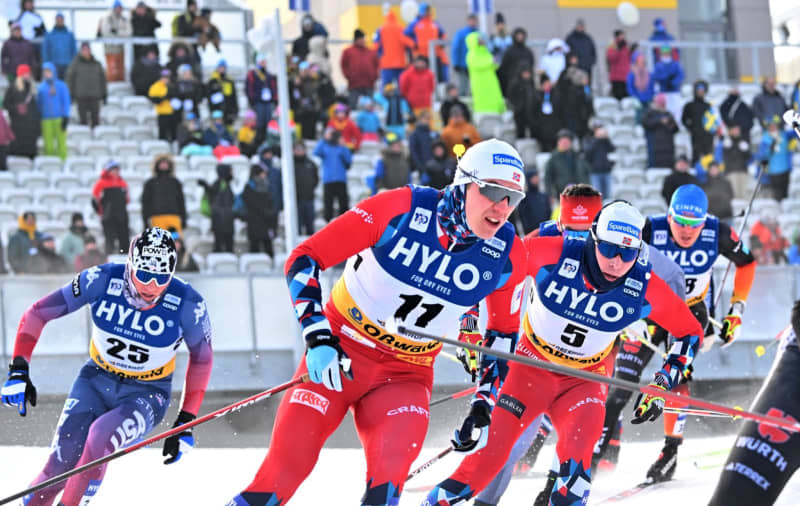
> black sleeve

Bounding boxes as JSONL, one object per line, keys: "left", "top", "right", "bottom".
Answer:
{"left": 717, "top": 221, "right": 755, "bottom": 267}
{"left": 642, "top": 218, "right": 652, "bottom": 244}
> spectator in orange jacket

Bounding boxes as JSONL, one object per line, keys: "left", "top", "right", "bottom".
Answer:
{"left": 404, "top": 3, "right": 449, "bottom": 82}
{"left": 440, "top": 105, "right": 481, "bottom": 158}
{"left": 399, "top": 55, "right": 435, "bottom": 114}
{"left": 373, "top": 10, "right": 414, "bottom": 87}
{"left": 750, "top": 211, "right": 789, "bottom": 265}
{"left": 327, "top": 103, "right": 362, "bottom": 152}
{"left": 340, "top": 29, "right": 379, "bottom": 110}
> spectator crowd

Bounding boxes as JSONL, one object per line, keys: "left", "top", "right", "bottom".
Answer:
{"left": 2, "top": 3, "right": 800, "bottom": 272}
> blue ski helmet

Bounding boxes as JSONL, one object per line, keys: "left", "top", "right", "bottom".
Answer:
{"left": 669, "top": 184, "right": 708, "bottom": 225}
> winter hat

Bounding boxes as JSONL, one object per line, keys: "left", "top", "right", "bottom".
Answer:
{"left": 104, "top": 159, "right": 121, "bottom": 171}
{"left": 160, "top": 68, "right": 171, "bottom": 77}
{"left": 217, "top": 58, "right": 228, "bottom": 69}
{"left": 354, "top": 28, "right": 365, "bottom": 41}
{"left": 244, "top": 110, "right": 257, "bottom": 123}
{"left": 55, "top": 12, "right": 64, "bottom": 20}
{"left": 113, "top": 0, "right": 123, "bottom": 9}
{"left": 495, "top": 12, "right": 505, "bottom": 24}
{"left": 669, "top": 184, "right": 708, "bottom": 225}
{"left": 654, "top": 18, "right": 665, "bottom": 30}
{"left": 16, "top": 64, "right": 30, "bottom": 77}
{"left": 298, "top": 61, "right": 309, "bottom": 71}
{"left": 211, "top": 110, "right": 224, "bottom": 119}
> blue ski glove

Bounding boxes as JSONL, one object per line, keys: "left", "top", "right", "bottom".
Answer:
{"left": 163, "top": 410, "right": 196, "bottom": 464}
{"left": 1, "top": 357, "right": 37, "bottom": 417}
{"left": 452, "top": 402, "right": 491, "bottom": 455}
{"left": 306, "top": 335, "right": 353, "bottom": 392}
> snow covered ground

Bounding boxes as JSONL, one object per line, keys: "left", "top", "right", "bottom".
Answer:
{"left": 2, "top": 436, "right": 800, "bottom": 505}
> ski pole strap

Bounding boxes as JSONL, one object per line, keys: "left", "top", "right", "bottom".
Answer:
{"left": 0, "top": 374, "right": 309, "bottom": 506}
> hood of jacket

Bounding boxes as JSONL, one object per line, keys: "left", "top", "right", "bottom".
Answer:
{"left": 151, "top": 154, "right": 175, "bottom": 175}
{"left": 465, "top": 31, "right": 483, "bottom": 52}
{"left": 42, "top": 61, "right": 56, "bottom": 75}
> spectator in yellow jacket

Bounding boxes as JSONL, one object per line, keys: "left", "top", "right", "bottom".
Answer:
{"left": 148, "top": 69, "right": 176, "bottom": 142}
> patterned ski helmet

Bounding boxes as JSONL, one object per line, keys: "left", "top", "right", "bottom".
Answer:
{"left": 128, "top": 227, "right": 177, "bottom": 281}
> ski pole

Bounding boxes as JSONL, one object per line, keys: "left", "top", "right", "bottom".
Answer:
{"left": 384, "top": 319, "right": 800, "bottom": 434}
{"left": 406, "top": 447, "right": 453, "bottom": 482}
{"left": 663, "top": 406, "right": 740, "bottom": 418}
{"left": 710, "top": 160, "right": 763, "bottom": 340}
{"left": 0, "top": 374, "right": 308, "bottom": 506}
{"left": 430, "top": 387, "right": 474, "bottom": 408}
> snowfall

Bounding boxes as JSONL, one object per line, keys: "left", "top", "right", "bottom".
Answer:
{"left": 2, "top": 436, "right": 800, "bottom": 505}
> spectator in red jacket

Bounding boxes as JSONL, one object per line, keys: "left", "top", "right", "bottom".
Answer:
{"left": 327, "top": 103, "right": 362, "bottom": 152}
{"left": 91, "top": 160, "right": 130, "bottom": 254}
{"left": 606, "top": 29, "right": 631, "bottom": 101}
{"left": 340, "top": 28, "right": 379, "bottom": 110}
{"left": 399, "top": 55, "right": 435, "bottom": 115}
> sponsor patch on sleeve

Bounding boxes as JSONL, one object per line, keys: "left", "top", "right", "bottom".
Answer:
{"left": 558, "top": 258, "right": 580, "bottom": 279}
{"left": 71, "top": 274, "right": 81, "bottom": 297}
{"left": 653, "top": 230, "right": 668, "bottom": 245}
{"left": 497, "top": 393, "right": 526, "bottom": 419}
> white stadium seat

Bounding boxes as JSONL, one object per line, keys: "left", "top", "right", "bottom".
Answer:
{"left": 65, "top": 125, "right": 92, "bottom": 144}
{"left": 93, "top": 125, "right": 123, "bottom": 142}
{"left": 34, "top": 188, "right": 67, "bottom": 206}
{"left": 34, "top": 155, "right": 64, "bottom": 173}
{"left": 17, "top": 172, "right": 50, "bottom": 189}
{"left": 110, "top": 140, "right": 140, "bottom": 158}
{"left": 239, "top": 253, "right": 273, "bottom": 273}
{"left": 0, "top": 203, "right": 17, "bottom": 224}
{"left": 67, "top": 187, "right": 94, "bottom": 205}
{"left": 7, "top": 156, "right": 33, "bottom": 173}
{"left": 123, "top": 125, "right": 154, "bottom": 142}
{"left": 107, "top": 110, "right": 139, "bottom": 128}
{"left": 206, "top": 252, "right": 239, "bottom": 274}
{"left": 127, "top": 155, "right": 154, "bottom": 173}
{"left": 190, "top": 155, "right": 218, "bottom": 173}
{"left": 140, "top": 140, "right": 171, "bottom": 156}
{"left": 65, "top": 156, "right": 96, "bottom": 174}
{"left": 515, "top": 138, "right": 539, "bottom": 166}
{"left": 0, "top": 172, "right": 16, "bottom": 190}
{"left": 80, "top": 140, "right": 111, "bottom": 158}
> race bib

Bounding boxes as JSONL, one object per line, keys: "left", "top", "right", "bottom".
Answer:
{"left": 261, "top": 88, "right": 272, "bottom": 102}
{"left": 170, "top": 98, "right": 182, "bottom": 110}
{"left": 210, "top": 92, "right": 224, "bottom": 104}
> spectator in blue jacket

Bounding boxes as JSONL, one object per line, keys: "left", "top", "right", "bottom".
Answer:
{"left": 451, "top": 14, "right": 477, "bottom": 96}
{"left": 41, "top": 13, "right": 76, "bottom": 79}
{"left": 757, "top": 117, "right": 796, "bottom": 201}
{"left": 649, "top": 18, "right": 679, "bottom": 62}
{"left": 626, "top": 51, "right": 654, "bottom": 107}
{"left": 313, "top": 128, "right": 352, "bottom": 221}
{"left": 37, "top": 62, "right": 71, "bottom": 160}
{"left": 408, "top": 109, "right": 435, "bottom": 174}
{"left": 652, "top": 44, "right": 684, "bottom": 121}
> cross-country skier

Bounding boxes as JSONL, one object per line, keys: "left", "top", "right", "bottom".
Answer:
{"left": 465, "top": 187, "right": 684, "bottom": 506}
{"left": 227, "top": 139, "right": 529, "bottom": 506}
{"left": 0, "top": 228, "right": 213, "bottom": 505}
{"left": 423, "top": 200, "right": 704, "bottom": 505}
{"left": 592, "top": 183, "right": 756, "bottom": 483}
{"left": 708, "top": 300, "right": 800, "bottom": 506}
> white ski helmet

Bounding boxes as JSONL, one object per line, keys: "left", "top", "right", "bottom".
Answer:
{"left": 127, "top": 227, "right": 177, "bottom": 282}
{"left": 592, "top": 201, "right": 645, "bottom": 249}
{"left": 451, "top": 139, "right": 526, "bottom": 193}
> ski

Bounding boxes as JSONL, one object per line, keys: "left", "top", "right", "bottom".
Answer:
{"left": 596, "top": 480, "right": 667, "bottom": 504}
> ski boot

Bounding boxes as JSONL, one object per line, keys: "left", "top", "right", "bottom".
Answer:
{"left": 533, "top": 470, "right": 557, "bottom": 506}
{"left": 646, "top": 436, "right": 681, "bottom": 483}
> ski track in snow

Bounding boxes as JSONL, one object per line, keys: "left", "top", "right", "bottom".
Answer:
{"left": 2, "top": 436, "right": 800, "bottom": 505}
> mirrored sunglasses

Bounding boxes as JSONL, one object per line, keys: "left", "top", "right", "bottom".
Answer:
{"left": 459, "top": 168, "right": 525, "bottom": 207}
